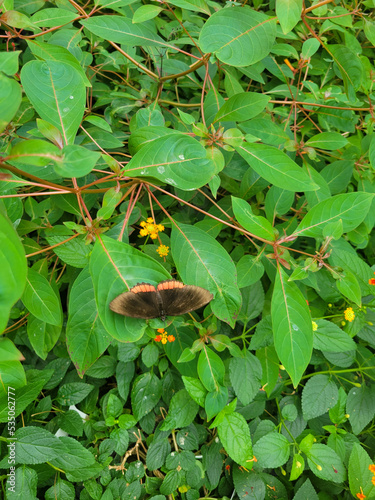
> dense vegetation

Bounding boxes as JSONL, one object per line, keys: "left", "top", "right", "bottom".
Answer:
{"left": 1, "top": 0, "right": 375, "bottom": 498}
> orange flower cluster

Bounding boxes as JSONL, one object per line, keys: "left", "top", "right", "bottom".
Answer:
{"left": 139, "top": 218, "right": 165, "bottom": 240}
{"left": 344, "top": 307, "right": 355, "bottom": 322}
{"left": 369, "top": 272, "right": 375, "bottom": 285}
{"left": 154, "top": 328, "right": 175, "bottom": 344}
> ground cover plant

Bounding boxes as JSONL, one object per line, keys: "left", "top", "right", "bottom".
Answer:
{"left": 1, "top": 0, "right": 375, "bottom": 498}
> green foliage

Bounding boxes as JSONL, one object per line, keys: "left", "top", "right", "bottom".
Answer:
{"left": 1, "top": 0, "right": 375, "bottom": 499}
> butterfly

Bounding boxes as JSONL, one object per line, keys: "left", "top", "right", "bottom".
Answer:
{"left": 110, "top": 279, "right": 213, "bottom": 321}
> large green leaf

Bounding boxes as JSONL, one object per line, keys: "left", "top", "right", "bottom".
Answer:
{"left": 89, "top": 236, "right": 170, "bottom": 342}
{"left": 214, "top": 93, "right": 270, "bottom": 123}
{"left": 199, "top": 7, "right": 276, "bottom": 67}
{"left": 329, "top": 45, "right": 363, "bottom": 102}
{"left": 124, "top": 134, "right": 216, "bottom": 191}
{"left": 171, "top": 223, "right": 241, "bottom": 327}
{"left": 301, "top": 374, "right": 339, "bottom": 420}
{"left": 81, "top": 15, "right": 166, "bottom": 48}
{"left": 0, "top": 73, "right": 22, "bottom": 133}
{"left": 232, "top": 196, "right": 275, "bottom": 241}
{"left": 271, "top": 268, "right": 313, "bottom": 387}
{"left": 236, "top": 143, "right": 318, "bottom": 192}
{"left": 217, "top": 412, "right": 253, "bottom": 467}
{"left": 22, "top": 269, "right": 62, "bottom": 326}
{"left": 348, "top": 443, "right": 375, "bottom": 499}
{"left": 21, "top": 60, "right": 86, "bottom": 145}
{"left": 295, "top": 192, "right": 373, "bottom": 237}
{"left": 0, "top": 211, "right": 27, "bottom": 333}
{"left": 276, "top": 0, "right": 303, "bottom": 34}
{"left": 66, "top": 267, "right": 111, "bottom": 377}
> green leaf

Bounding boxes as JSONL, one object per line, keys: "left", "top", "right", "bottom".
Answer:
{"left": 271, "top": 268, "right": 313, "bottom": 387}
{"left": 54, "top": 145, "right": 100, "bottom": 178}
{"left": 214, "top": 93, "right": 270, "bottom": 123}
{"left": 232, "top": 196, "right": 275, "bottom": 240}
{"left": 336, "top": 271, "right": 362, "bottom": 307}
{"left": 182, "top": 376, "right": 207, "bottom": 407}
{"left": 57, "top": 409, "right": 84, "bottom": 437}
{"left": 161, "top": 389, "right": 199, "bottom": 430}
{"left": 131, "top": 372, "right": 162, "bottom": 421}
{"left": 329, "top": 45, "right": 363, "bottom": 101}
{"left": 97, "top": 187, "right": 122, "bottom": 220}
{"left": 45, "top": 478, "right": 75, "bottom": 500}
{"left": 0, "top": 50, "right": 21, "bottom": 75}
{"left": 313, "top": 319, "right": 356, "bottom": 352}
{"left": 0, "top": 338, "right": 26, "bottom": 394}
{"left": 292, "top": 479, "right": 318, "bottom": 499}
{"left": 124, "top": 134, "right": 215, "bottom": 191}
{"left": 26, "top": 40, "right": 90, "bottom": 87}
{"left": 305, "top": 132, "right": 348, "bottom": 150}
{"left": 132, "top": 5, "right": 162, "bottom": 23}
{"left": 306, "top": 444, "right": 346, "bottom": 482}
{"left": 236, "top": 255, "right": 265, "bottom": 288}
{"left": 205, "top": 385, "right": 228, "bottom": 420}
{"left": 276, "top": 0, "right": 302, "bottom": 34}
{"left": 57, "top": 382, "right": 94, "bottom": 406}
{"left": 146, "top": 437, "right": 171, "bottom": 471}
{"left": 171, "top": 223, "right": 241, "bottom": 327}
{"left": 45, "top": 230, "right": 91, "bottom": 269}
{"left": 22, "top": 269, "right": 62, "bottom": 326}
{"left": 347, "top": 384, "right": 375, "bottom": 434}
{"left": 21, "top": 60, "right": 86, "bottom": 144}
{"left": 295, "top": 192, "right": 373, "bottom": 237}
{"left": 14, "top": 427, "right": 66, "bottom": 464}
{"left": 89, "top": 236, "right": 170, "bottom": 342}
{"left": 301, "top": 38, "right": 320, "bottom": 58}
{"left": 0, "top": 369, "right": 53, "bottom": 422}
{"left": 232, "top": 467, "right": 265, "bottom": 499}
{"left": 10, "top": 139, "right": 61, "bottom": 166}
{"left": 31, "top": 8, "right": 77, "bottom": 27}
{"left": 197, "top": 349, "right": 225, "bottom": 392}
{"left": 160, "top": 470, "right": 183, "bottom": 496}
{"left": 301, "top": 374, "right": 339, "bottom": 420}
{"left": 229, "top": 351, "right": 262, "bottom": 405}
{"left": 236, "top": 143, "right": 318, "bottom": 192}
{"left": 253, "top": 432, "right": 290, "bottom": 467}
{"left": 0, "top": 73, "right": 22, "bottom": 132}
{"left": 199, "top": 7, "right": 276, "bottom": 67}
{"left": 81, "top": 15, "right": 165, "bottom": 48}
{"left": 256, "top": 345, "right": 279, "bottom": 398}
{"left": 348, "top": 443, "right": 375, "bottom": 499}
{"left": 27, "top": 314, "right": 61, "bottom": 360}
{"left": 217, "top": 412, "right": 253, "bottom": 467}
{"left": 0, "top": 210, "right": 27, "bottom": 333}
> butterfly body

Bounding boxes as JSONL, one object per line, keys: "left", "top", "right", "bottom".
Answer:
{"left": 110, "top": 280, "right": 213, "bottom": 321}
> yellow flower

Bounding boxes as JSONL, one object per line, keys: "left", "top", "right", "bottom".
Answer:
{"left": 157, "top": 245, "right": 169, "bottom": 257}
{"left": 317, "top": 465, "right": 322, "bottom": 471}
{"left": 369, "top": 464, "right": 375, "bottom": 474}
{"left": 312, "top": 321, "right": 318, "bottom": 331}
{"left": 161, "top": 337, "right": 168, "bottom": 344}
{"left": 139, "top": 218, "right": 165, "bottom": 239}
{"left": 344, "top": 307, "right": 355, "bottom": 322}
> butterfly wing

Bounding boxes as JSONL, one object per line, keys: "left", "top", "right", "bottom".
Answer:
{"left": 110, "top": 283, "right": 159, "bottom": 319}
{"left": 160, "top": 284, "right": 213, "bottom": 317}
